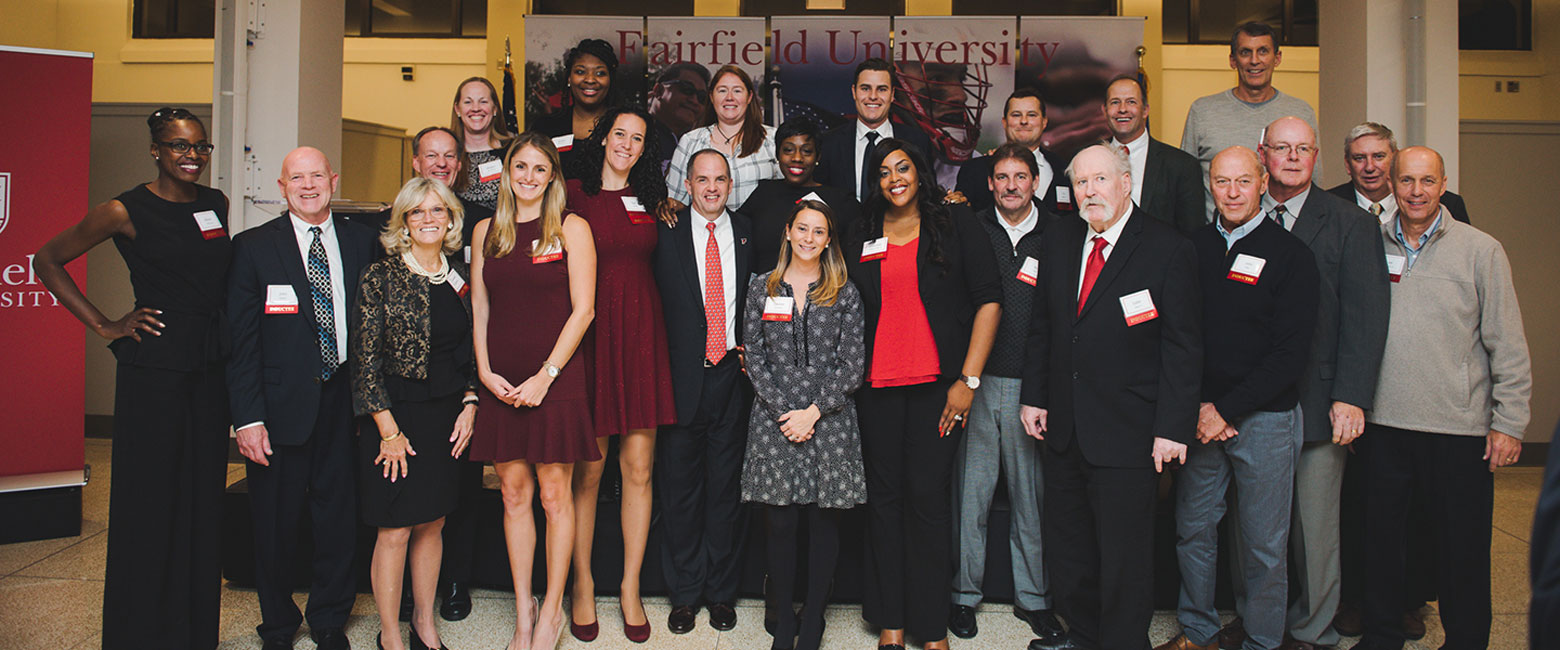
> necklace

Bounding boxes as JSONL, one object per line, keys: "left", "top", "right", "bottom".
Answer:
{"left": 712, "top": 122, "right": 741, "bottom": 145}
{"left": 402, "top": 250, "right": 450, "bottom": 284}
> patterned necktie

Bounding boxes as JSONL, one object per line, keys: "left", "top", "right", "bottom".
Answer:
{"left": 1271, "top": 204, "right": 1292, "bottom": 230}
{"left": 307, "top": 226, "right": 338, "bottom": 380}
{"left": 1370, "top": 202, "right": 1384, "bottom": 217}
{"left": 860, "top": 131, "right": 881, "bottom": 202}
{"left": 1077, "top": 235, "right": 1107, "bottom": 316}
{"left": 703, "top": 221, "right": 726, "bottom": 365}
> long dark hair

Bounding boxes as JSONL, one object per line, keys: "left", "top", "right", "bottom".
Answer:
{"left": 860, "top": 138, "right": 950, "bottom": 268}
{"left": 573, "top": 107, "right": 668, "bottom": 209}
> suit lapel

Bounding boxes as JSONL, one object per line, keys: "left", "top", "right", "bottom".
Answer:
{"left": 733, "top": 215, "right": 751, "bottom": 286}
{"left": 1290, "top": 184, "right": 1326, "bottom": 247}
{"left": 271, "top": 215, "right": 319, "bottom": 325}
{"left": 672, "top": 213, "right": 702, "bottom": 305}
{"left": 1078, "top": 211, "right": 1142, "bottom": 321}
{"left": 334, "top": 215, "right": 363, "bottom": 306}
{"left": 1142, "top": 140, "right": 1166, "bottom": 213}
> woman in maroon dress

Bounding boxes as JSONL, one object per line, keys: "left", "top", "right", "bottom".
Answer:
{"left": 470, "top": 132, "right": 599, "bottom": 650}
{"left": 565, "top": 107, "right": 676, "bottom": 643}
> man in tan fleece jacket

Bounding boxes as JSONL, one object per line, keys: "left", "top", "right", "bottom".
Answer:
{"left": 1356, "top": 146, "right": 1531, "bottom": 650}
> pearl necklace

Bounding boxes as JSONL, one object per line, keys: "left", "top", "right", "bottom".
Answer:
{"left": 402, "top": 250, "right": 450, "bottom": 284}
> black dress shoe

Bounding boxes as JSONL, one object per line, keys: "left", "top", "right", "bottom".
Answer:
{"left": 1016, "top": 608, "right": 1067, "bottom": 646}
{"left": 1029, "top": 635, "right": 1085, "bottom": 650}
{"left": 439, "top": 582, "right": 472, "bottom": 621}
{"left": 668, "top": 604, "right": 699, "bottom": 634}
{"left": 311, "top": 628, "right": 351, "bottom": 650}
{"left": 262, "top": 639, "right": 293, "bottom": 650}
{"left": 708, "top": 601, "right": 738, "bottom": 631}
{"left": 949, "top": 604, "right": 978, "bottom": 639}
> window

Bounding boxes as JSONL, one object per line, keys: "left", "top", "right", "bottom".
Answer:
{"left": 952, "top": 0, "right": 1113, "bottom": 16}
{"left": 1161, "top": 0, "right": 1317, "bottom": 47}
{"left": 531, "top": 0, "right": 693, "bottom": 15}
{"left": 1460, "top": 0, "right": 1531, "bottom": 50}
{"left": 133, "top": 0, "right": 215, "bottom": 38}
{"left": 739, "top": 0, "right": 903, "bottom": 16}
{"left": 345, "top": 0, "right": 487, "bottom": 37}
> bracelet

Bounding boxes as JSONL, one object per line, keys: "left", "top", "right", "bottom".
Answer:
{"left": 380, "top": 431, "right": 402, "bottom": 442}
{"left": 462, "top": 395, "right": 479, "bottom": 405}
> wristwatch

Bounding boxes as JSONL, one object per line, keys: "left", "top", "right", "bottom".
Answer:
{"left": 543, "top": 362, "right": 561, "bottom": 378}
{"left": 959, "top": 375, "right": 980, "bottom": 390}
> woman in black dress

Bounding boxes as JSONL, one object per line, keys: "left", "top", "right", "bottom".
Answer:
{"left": 34, "top": 107, "right": 231, "bottom": 649}
{"left": 738, "top": 117, "right": 861, "bottom": 274}
{"left": 354, "top": 177, "right": 478, "bottom": 650}
{"left": 532, "top": 39, "right": 617, "bottom": 172}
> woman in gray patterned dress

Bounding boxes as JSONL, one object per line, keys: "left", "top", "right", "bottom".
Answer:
{"left": 741, "top": 199, "right": 866, "bottom": 650}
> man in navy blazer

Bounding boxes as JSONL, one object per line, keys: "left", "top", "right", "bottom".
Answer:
{"left": 227, "top": 147, "right": 379, "bottom": 650}
{"left": 816, "top": 58, "right": 938, "bottom": 201}
{"left": 1019, "top": 144, "right": 1202, "bottom": 650}
{"left": 955, "top": 88, "right": 1075, "bottom": 216}
{"left": 651, "top": 149, "right": 754, "bottom": 634}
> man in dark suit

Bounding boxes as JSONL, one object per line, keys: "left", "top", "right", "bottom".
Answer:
{"left": 1533, "top": 424, "right": 1560, "bottom": 648}
{"left": 955, "top": 88, "right": 1074, "bottom": 215}
{"left": 227, "top": 147, "right": 379, "bottom": 650}
{"left": 1019, "top": 144, "right": 1202, "bottom": 650}
{"left": 345, "top": 126, "right": 493, "bottom": 258}
{"left": 816, "top": 58, "right": 938, "bottom": 201}
{"left": 1326, "top": 121, "right": 1470, "bottom": 226}
{"left": 1102, "top": 75, "right": 1205, "bottom": 233}
{"left": 652, "top": 148, "right": 753, "bottom": 635}
{"left": 1221, "top": 117, "right": 1390, "bottom": 650}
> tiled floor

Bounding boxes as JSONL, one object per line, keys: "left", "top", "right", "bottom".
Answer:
{"left": 0, "top": 438, "right": 1538, "bottom": 649}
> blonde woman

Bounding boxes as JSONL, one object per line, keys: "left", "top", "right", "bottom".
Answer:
{"left": 451, "top": 77, "right": 515, "bottom": 209}
{"left": 469, "top": 132, "right": 598, "bottom": 650}
{"left": 741, "top": 200, "right": 866, "bottom": 650}
{"left": 354, "top": 177, "right": 477, "bottom": 650}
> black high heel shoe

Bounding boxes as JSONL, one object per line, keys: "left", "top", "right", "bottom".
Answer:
{"left": 409, "top": 623, "right": 449, "bottom": 650}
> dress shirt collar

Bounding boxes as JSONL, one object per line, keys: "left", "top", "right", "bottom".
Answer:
{"left": 1112, "top": 132, "right": 1149, "bottom": 156}
{"left": 289, "top": 211, "right": 335, "bottom": 238}
{"left": 1216, "top": 213, "right": 1263, "bottom": 251}
{"left": 1355, "top": 188, "right": 1397, "bottom": 225}
{"left": 1394, "top": 206, "right": 1446, "bottom": 254}
{"left": 1085, "top": 203, "right": 1133, "bottom": 250}
{"left": 1261, "top": 185, "right": 1311, "bottom": 226}
{"left": 997, "top": 204, "right": 1040, "bottom": 247}
{"left": 857, "top": 120, "right": 893, "bottom": 143}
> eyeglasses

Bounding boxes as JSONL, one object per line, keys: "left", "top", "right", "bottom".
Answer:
{"left": 660, "top": 79, "right": 708, "bottom": 102}
{"left": 159, "top": 141, "right": 216, "bottom": 155}
{"left": 1265, "top": 143, "right": 1316, "bottom": 157}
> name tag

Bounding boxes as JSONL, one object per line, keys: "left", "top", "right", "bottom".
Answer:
{"left": 1227, "top": 253, "right": 1266, "bottom": 285}
{"left": 797, "top": 191, "right": 826, "bottom": 205}
{"left": 622, "top": 196, "right": 653, "bottom": 224}
{"left": 447, "top": 269, "right": 469, "bottom": 296}
{"left": 1119, "top": 289, "right": 1158, "bottom": 326}
{"left": 264, "top": 284, "right": 299, "bottom": 314}
{"left": 860, "top": 237, "right": 889, "bottom": 262}
{"left": 1017, "top": 256, "right": 1039, "bottom": 286}
{"left": 192, "top": 210, "right": 226, "bottom": 239}
{"left": 762, "top": 296, "right": 795, "bottom": 321}
{"left": 477, "top": 159, "right": 503, "bottom": 183}
{"left": 551, "top": 134, "right": 574, "bottom": 152}
{"left": 532, "top": 238, "right": 564, "bottom": 264}
{"left": 1385, "top": 254, "right": 1406, "bottom": 283}
{"left": 1054, "top": 186, "right": 1073, "bottom": 210}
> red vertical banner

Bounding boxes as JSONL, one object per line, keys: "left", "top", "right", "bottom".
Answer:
{"left": 0, "top": 46, "right": 92, "bottom": 486}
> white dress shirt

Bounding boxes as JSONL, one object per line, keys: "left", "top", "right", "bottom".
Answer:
{"left": 1112, "top": 132, "right": 1150, "bottom": 205}
{"left": 289, "top": 212, "right": 348, "bottom": 365}
{"left": 1031, "top": 147, "right": 1056, "bottom": 199}
{"left": 1355, "top": 188, "right": 1398, "bottom": 225}
{"left": 692, "top": 210, "right": 738, "bottom": 351}
{"left": 998, "top": 204, "right": 1040, "bottom": 250}
{"left": 1078, "top": 204, "right": 1134, "bottom": 298}
{"left": 854, "top": 120, "right": 897, "bottom": 197}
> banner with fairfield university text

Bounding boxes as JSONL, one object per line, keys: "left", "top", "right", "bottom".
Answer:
{"left": 0, "top": 46, "right": 91, "bottom": 489}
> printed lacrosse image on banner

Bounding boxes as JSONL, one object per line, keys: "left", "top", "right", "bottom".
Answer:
{"left": 1018, "top": 16, "right": 1144, "bottom": 161}
{"left": 769, "top": 16, "right": 892, "bottom": 131}
{"left": 646, "top": 17, "right": 767, "bottom": 140}
{"left": 523, "top": 16, "right": 647, "bottom": 129}
{"left": 891, "top": 16, "right": 1017, "bottom": 184}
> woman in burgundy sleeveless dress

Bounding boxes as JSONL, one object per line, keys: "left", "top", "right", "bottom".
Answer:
{"left": 563, "top": 107, "right": 675, "bottom": 642}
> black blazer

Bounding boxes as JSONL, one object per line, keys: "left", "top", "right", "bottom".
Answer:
{"left": 1286, "top": 185, "right": 1390, "bottom": 442}
{"left": 1533, "top": 423, "right": 1560, "bottom": 648}
{"left": 1141, "top": 137, "right": 1207, "bottom": 234}
{"left": 817, "top": 119, "right": 938, "bottom": 200}
{"left": 1020, "top": 207, "right": 1202, "bottom": 468}
{"left": 652, "top": 208, "right": 754, "bottom": 425}
{"left": 842, "top": 204, "right": 1001, "bottom": 383}
{"left": 226, "top": 213, "right": 379, "bottom": 445}
{"left": 1325, "top": 182, "right": 1471, "bottom": 224}
{"left": 954, "top": 146, "right": 1074, "bottom": 215}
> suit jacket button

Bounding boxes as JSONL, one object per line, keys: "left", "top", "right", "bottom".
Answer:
{"left": 314, "top": 376, "right": 322, "bottom": 384}
{"left": 1072, "top": 372, "right": 1079, "bottom": 380}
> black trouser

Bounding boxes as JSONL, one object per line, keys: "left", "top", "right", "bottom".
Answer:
{"left": 656, "top": 356, "right": 749, "bottom": 606}
{"left": 1041, "top": 433, "right": 1156, "bottom": 650}
{"left": 102, "top": 363, "right": 228, "bottom": 650}
{"left": 1361, "top": 424, "right": 1493, "bottom": 650}
{"left": 765, "top": 505, "right": 842, "bottom": 641}
{"left": 439, "top": 457, "right": 485, "bottom": 586}
{"left": 1340, "top": 439, "right": 1438, "bottom": 611}
{"left": 856, "top": 380, "right": 959, "bottom": 643}
{"left": 246, "top": 375, "right": 358, "bottom": 643}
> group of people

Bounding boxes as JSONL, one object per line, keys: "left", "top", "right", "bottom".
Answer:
{"left": 33, "top": 20, "right": 1532, "bottom": 650}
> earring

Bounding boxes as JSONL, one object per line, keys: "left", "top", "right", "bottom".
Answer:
{"left": 401, "top": 228, "right": 410, "bottom": 236}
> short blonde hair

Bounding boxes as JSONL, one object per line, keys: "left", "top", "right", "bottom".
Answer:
{"left": 380, "top": 177, "right": 465, "bottom": 256}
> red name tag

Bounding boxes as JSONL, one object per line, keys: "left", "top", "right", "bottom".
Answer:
{"left": 193, "top": 210, "right": 226, "bottom": 239}
{"left": 1016, "top": 256, "right": 1039, "bottom": 286}
{"left": 623, "top": 196, "right": 652, "bottom": 224}
{"left": 1120, "top": 289, "right": 1157, "bottom": 326}
{"left": 477, "top": 159, "right": 502, "bottom": 183}
{"left": 860, "top": 237, "right": 888, "bottom": 262}
{"left": 1227, "top": 271, "right": 1258, "bottom": 284}
{"left": 762, "top": 297, "right": 794, "bottom": 321}
{"left": 532, "top": 239, "right": 564, "bottom": 264}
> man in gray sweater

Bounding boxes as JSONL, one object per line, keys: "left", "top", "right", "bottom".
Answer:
{"left": 1180, "top": 22, "right": 1317, "bottom": 221}
{"left": 1357, "top": 146, "right": 1531, "bottom": 650}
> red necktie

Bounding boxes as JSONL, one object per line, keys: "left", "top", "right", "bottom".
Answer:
{"left": 1119, "top": 144, "right": 1130, "bottom": 157}
{"left": 704, "top": 221, "right": 726, "bottom": 365}
{"left": 1077, "top": 235, "right": 1107, "bottom": 316}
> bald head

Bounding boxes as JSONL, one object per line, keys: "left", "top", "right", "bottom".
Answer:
{"left": 1391, "top": 146, "right": 1447, "bottom": 224}
{"left": 278, "top": 146, "right": 339, "bottom": 223}
{"left": 1260, "top": 116, "right": 1318, "bottom": 200}
{"left": 1210, "top": 146, "right": 1268, "bottom": 226}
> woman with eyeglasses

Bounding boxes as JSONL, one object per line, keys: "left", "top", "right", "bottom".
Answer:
{"left": 34, "top": 107, "right": 231, "bottom": 649}
{"left": 738, "top": 116, "right": 862, "bottom": 274}
{"left": 663, "top": 65, "right": 779, "bottom": 212}
{"left": 451, "top": 76, "right": 515, "bottom": 210}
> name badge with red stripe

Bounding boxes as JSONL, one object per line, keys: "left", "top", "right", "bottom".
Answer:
{"left": 860, "top": 237, "right": 888, "bottom": 262}
{"left": 552, "top": 134, "right": 574, "bottom": 153}
{"left": 264, "top": 284, "right": 299, "bottom": 314}
{"left": 1226, "top": 253, "right": 1266, "bottom": 285}
{"left": 1120, "top": 289, "right": 1158, "bottom": 326}
{"left": 532, "top": 238, "right": 564, "bottom": 264}
{"left": 1016, "top": 256, "right": 1039, "bottom": 286}
{"left": 447, "top": 270, "right": 469, "bottom": 297}
{"left": 477, "top": 159, "right": 503, "bottom": 183}
{"left": 762, "top": 296, "right": 795, "bottom": 321}
{"left": 1054, "top": 186, "right": 1074, "bottom": 211}
{"left": 1385, "top": 254, "right": 1406, "bottom": 282}
{"left": 193, "top": 210, "right": 226, "bottom": 239}
{"left": 622, "top": 196, "right": 654, "bottom": 224}
{"left": 796, "top": 191, "right": 825, "bottom": 205}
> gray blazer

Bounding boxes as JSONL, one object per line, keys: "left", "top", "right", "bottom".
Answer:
{"left": 1286, "top": 184, "right": 1391, "bottom": 442}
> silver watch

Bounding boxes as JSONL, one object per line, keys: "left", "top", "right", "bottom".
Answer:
{"left": 543, "top": 362, "right": 561, "bottom": 378}
{"left": 960, "top": 375, "right": 980, "bottom": 390}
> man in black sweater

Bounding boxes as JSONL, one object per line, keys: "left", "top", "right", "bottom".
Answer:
{"left": 1157, "top": 146, "right": 1319, "bottom": 650}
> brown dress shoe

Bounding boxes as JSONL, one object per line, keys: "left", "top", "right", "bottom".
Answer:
{"left": 1218, "top": 618, "right": 1246, "bottom": 649}
{"left": 1154, "top": 633, "right": 1218, "bottom": 650}
{"left": 1332, "top": 604, "right": 1363, "bottom": 637}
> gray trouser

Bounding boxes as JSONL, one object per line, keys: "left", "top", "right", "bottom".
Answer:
{"left": 1177, "top": 407, "right": 1300, "bottom": 650}
{"left": 951, "top": 375, "right": 1049, "bottom": 610}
